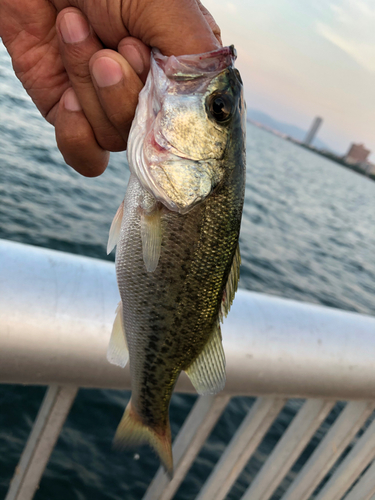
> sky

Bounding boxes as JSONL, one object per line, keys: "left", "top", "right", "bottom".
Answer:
{"left": 205, "top": 0, "right": 375, "bottom": 160}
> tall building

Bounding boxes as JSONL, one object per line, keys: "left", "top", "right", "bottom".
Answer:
{"left": 345, "top": 143, "right": 371, "bottom": 164}
{"left": 304, "top": 117, "right": 323, "bottom": 146}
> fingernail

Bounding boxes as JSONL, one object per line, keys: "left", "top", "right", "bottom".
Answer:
{"left": 60, "top": 12, "right": 90, "bottom": 44}
{"left": 92, "top": 57, "right": 123, "bottom": 87}
{"left": 64, "top": 88, "right": 82, "bottom": 111}
{"left": 120, "top": 44, "right": 145, "bottom": 75}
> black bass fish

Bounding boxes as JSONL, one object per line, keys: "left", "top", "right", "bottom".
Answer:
{"left": 106, "top": 46, "right": 246, "bottom": 475}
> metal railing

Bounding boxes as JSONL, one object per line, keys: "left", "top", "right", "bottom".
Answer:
{"left": 1, "top": 238, "right": 375, "bottom": 500}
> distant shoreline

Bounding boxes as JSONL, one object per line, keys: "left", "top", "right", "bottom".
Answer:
{"left": 295, "top": 142, "right": 375, "bottom": 182}
{"left": 248, "top": 119, "right": 375, "bottom": 183}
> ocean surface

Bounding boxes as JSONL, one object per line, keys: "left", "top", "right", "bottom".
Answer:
{"left": 1, "top": 40, "right": 375, "bottom": 499}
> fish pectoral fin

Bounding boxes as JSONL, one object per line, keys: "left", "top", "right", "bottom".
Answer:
{"left": 106, "top": 301, "right": 129, "bottom": 368}
{"left": 107, "top": 200, "right": 124, "bottom": 254}
{"left": 141, "top": 207, "right": 162, "bottom": 272}
{"left": 114, "top": 399, "right": 173, "bottom": 478}
{"left": 185, "top": 322, "right": 226, "bottom": 395}
{"left": 220, "top": 244, "right": 241, "bottom": 321}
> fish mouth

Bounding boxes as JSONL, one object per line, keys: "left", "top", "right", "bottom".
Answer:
{"left": 153, "top": 46, "right": 237, "bottom": 80}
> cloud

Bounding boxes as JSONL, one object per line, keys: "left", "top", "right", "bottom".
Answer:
{"left": 316, "top": 0, "right": 375, "bottom": 73}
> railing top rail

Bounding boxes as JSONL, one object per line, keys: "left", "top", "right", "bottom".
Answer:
{"left": 1, "top": 238, "right": 375, "bottom": 399}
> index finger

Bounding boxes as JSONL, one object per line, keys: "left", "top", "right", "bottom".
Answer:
{"left": 121, "top": 0, "right": 221, "bottom": 56}
{"left": 49, "top": 0, "right": 221, "bottom": 56}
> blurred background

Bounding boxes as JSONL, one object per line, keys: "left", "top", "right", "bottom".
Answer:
{"left": 1, "top": 1, "right": 375, "bottom": 499}
{"left": 210, "top": 0, "right": 375, "bottom": 164}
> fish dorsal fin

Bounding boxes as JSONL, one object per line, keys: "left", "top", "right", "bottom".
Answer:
{"left": 185, "top": 322, "right": 226, "bottom": 395}
{"left": 107, "top": 301, "right": 129, "bottom": 368}
{"left": 220, "top": 244, "right": 241, "bottom": 322}
{"left": 141, "top": 206, "right": 162, "bottom": 273}
{"left": 107, "top": 201, "right": 124, "bottom": 254}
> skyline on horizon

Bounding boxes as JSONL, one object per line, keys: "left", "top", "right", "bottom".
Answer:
{"left": 206, "top": 0, "right": 375, "bottom": 161}
{"left": 247, "top": 107, "right": 366, "bottom": 158}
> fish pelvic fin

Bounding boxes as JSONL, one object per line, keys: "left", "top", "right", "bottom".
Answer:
{"left": 114, "top": 400, "right": 173, "bottom": 478}
{"left": 106, "top": 301, "right": 129, "bottom": 368}
{"left": 107, "top": 201, "right": 124, "bottom": 254}
{"left": 141, "top": 206, "right": 162, "bottom": 273}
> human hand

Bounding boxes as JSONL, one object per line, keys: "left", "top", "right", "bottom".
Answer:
{"left": 0, "top": 0, "right": 221, "bottom": 176}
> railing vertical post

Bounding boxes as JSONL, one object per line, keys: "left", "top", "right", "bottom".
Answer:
{"left": 241, "top": 398, "right": 336, "bottom": 500}
{"left": 281, "top": 401, "right": 375, "bottom": 500}
{"left": 315, "top": 416, "right": 375, "bottom": 500}
{"left": 5, "top": 385, "right": 78, "bottom": 500}
{"left": 344, "top": 459, "right": 375, "bottom": 500}
{"left": 197, "top": 397, "right": 286, "bottom": 500}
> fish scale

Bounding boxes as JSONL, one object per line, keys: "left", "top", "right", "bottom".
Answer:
{"left": 107, "top": 46, "right": 246, "bottom": 474}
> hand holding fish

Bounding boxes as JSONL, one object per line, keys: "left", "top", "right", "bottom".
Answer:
{"left": 0, "top": 0, "right": 221, "bottom": 176}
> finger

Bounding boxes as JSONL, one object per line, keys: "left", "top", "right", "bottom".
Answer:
{"left": 89, "top": 50, "right": 144, "bottom": 142}
{"left": 196, "top": 0, "right": 223, "bottom": 45}
{"left": 118, "top": 37, "right": 151, "bottom": 84}
{"left": 52, "top": 0, "right": 130, "bottom": 49}
{"left": 51, "top": 0, "right": 221, "bottom": 56}
{"left": 0, "top": 0, "right": 69, "bottom": 122}
{"left": 120, "top": 0, "right": 221, "bottom": 56}
{"left": 56, "top": 7, "right": 127, "bottom": 152}
{"left": 55, "top": 88, "right": 109, "bottom": 177}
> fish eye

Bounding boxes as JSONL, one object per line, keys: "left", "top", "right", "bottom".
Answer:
{"left": 207, "top": 92, "right": 234, "bottom": 123}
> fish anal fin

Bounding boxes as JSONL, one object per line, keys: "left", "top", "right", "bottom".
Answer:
{"left": 107, "top": 201, "right": 124, "bottom": 254}
{"left": 185, "top": 322, "right": 226, "bottom": 396}
{"left": 141, "top": 206, "right": 162, "bottom": 273}
{"left": 114, "top": 399, "right": 173, "bottom": 477}
{"left": 106, "top": 301, "right": 129, "bottom": 368}
{"left": 220, "top": 244, "right": 241, "bottom": 321}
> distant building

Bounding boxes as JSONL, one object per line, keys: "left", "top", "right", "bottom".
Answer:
{"left": 304, "top": 117, "right": 323, "bottom": 146}
{"left": 359, "top": 161, "right": 375, "bottom": 175}
{"left": 345, "top": 143, "right": 371, "bottom": 164}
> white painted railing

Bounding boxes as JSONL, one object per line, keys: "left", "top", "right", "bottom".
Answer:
{"left": 1, "top": 239, "right": 375, "bottom": 500}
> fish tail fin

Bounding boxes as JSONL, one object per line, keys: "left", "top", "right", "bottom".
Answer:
{"left": 114, "top": 400, "right": 173, "bottom": 477}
